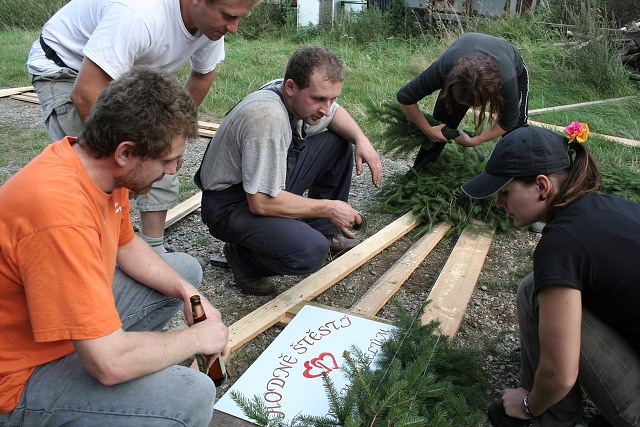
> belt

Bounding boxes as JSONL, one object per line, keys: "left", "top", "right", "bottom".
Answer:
{"left": 39, "top": 34, "right": 72, "bottom": 70}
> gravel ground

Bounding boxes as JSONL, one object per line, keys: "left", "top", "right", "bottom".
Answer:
{"left": 1, "top": 95, "right": 543, "bottom": 424}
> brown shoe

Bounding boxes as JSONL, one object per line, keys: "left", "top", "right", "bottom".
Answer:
{"left": 327, "top": 234, "right": 359, "bottom": 252}
{"left": 223, "top": 244, "right": 275, "bottom": 296}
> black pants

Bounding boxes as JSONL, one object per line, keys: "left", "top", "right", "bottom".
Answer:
{"left": 200, "top": 131, "right": 353, "bottom": 278}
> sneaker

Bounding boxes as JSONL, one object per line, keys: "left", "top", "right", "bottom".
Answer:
{"left": 327, "top": 234, "right": 359, "bottom": 252}
{"left": 528, "top": 222, "right": 545, "bottom": 234}
{"left": 488, "top": 403, "right": 536, "bottom": 427}
{"left": 223, "top": 244, "right": 275, "bottom": 296}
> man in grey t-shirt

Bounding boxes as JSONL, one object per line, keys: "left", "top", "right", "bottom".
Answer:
{"left": 196, "top": 45, "right": 382, "bottom": 295}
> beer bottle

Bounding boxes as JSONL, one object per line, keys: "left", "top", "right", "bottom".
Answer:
{"left": 189, "top": 295, "right": 228, "bottom": 387}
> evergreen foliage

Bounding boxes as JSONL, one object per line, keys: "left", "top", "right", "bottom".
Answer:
{"left": 231, "top": 302, "right": 490, "bottom": 426}
{"left": 369, "top": 102, "right": 512, "bottom": 233}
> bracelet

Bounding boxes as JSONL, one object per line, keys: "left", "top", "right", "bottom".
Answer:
{"left": 522, "top": 394, "right": 536, "bottom": 418}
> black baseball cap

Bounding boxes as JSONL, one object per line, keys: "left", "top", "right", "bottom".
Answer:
{"left": 462, "top": 125, "right": 570, "bottom": 199}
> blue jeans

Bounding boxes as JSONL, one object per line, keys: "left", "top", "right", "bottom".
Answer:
{"left": 0, "top": 252, "right": 216, "bottom": 427}
{"left": 517, "top": 274, "right": 640, "bottom": 427}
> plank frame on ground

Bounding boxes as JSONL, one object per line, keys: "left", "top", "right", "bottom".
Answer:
{"left": 528, "top": 96, "right": 637, "bottom": 115}
{"left": 420, "top": 225, "right": 495, "bottom": 337}
{"left": 225, "top": 211, "right": 420, "bottom": 355}
{"left": 350, "top": 222, "right": 451, "bottom": 316}
{"left": 0, "top": 86, "right": 34, "bottom": 98}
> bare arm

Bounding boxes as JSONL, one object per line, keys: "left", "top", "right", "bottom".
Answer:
{"left": 400, "top": 103, "right": 448, "bottom": 143}
{"left": 183, "top": 69, "right": 216, "bottom": 108}
{"left": 247, "top": 191, "right": 361, "bottom": 238}
{"left": 328, "top": 107, "right": 382, "bottom": 187}
{"left": 501, "top": 286, "right": 582, "bottom": 419}
{"left": 72, "top": 235, "right": 229, "bottom": 385}
{"left": 70, "top": 58, "right": 113, "bottom": 123}
{"left": 73, "top": 319, "right": 228, "bottom": 385}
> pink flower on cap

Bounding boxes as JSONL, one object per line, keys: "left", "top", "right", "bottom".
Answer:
{"left": 565, "top": 122, "right": 590, "bottom": 143}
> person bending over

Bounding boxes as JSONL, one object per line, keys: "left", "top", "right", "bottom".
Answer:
{"left": 398, "top": 32, "right": 529, "bottom": 177}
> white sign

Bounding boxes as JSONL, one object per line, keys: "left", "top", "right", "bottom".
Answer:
{"left": 215, "top": 305, "right": 395, "bottom": 423}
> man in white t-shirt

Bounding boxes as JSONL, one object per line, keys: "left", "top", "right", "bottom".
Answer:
{"left": 26, "top": 0, "right": 258, "bottom": 253}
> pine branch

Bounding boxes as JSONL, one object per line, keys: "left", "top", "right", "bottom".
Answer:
{"left": 367, "top": 100, "right": 473, "bottom": 158}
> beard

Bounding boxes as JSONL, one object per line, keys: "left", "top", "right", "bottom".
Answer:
{"left": 114, "top": 163, "right": 161, "bottom": 195}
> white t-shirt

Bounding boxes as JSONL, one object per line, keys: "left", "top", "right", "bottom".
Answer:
{"left": 27, "top": 0, "right": 224, "bottom": 77}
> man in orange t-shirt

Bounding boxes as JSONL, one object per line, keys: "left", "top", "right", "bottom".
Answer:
{"left": 0, "top": 67, "right": 228, "bottom": 426}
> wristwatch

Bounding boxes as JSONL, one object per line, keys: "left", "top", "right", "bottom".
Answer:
{"left": 522, "top": 394, "right": 536, "bottom": 418}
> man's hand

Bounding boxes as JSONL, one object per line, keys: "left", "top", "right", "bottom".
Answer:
{"left": 354, "top": 137, "right": 383, "bottom": 187}
{"left": 327, "top": 200, "right": 361, "bottom": 237}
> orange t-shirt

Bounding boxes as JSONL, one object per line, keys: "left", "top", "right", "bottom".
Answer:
{"left": 0, "top": 137, "right": 134, "bottom": 412}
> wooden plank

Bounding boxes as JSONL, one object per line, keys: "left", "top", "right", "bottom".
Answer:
{"left": 198, "top": 120, "right": 219, "bottom": 131}
{"left": 278, "top": 301, "right": 392, "bottom": 327}
{"left": 420, "top": 224, "right": 494, "bottom": 337}
{"left": 198, "top": 128, "right": 216, "bottom": 138}
{"left": 529, "top": 120, "right": 640, "bottom": 147}
{"left": 210, "top": 410, "right": 253, "bottom": 427}
{"left": 226, "top": 211, "right": 420, "bottom": 356}
{"left": 0, "top": 86, "right": 34, "bottom": 98}
{"left": 528, "top": 96, "right": 637, "bottom": 115}
{"left": 350, "top": 222, "right": 451, "bottom": 317}
{"left": 165, "top": 191, "right": 202, "bottom": 229}
{"left": 10, "top": 93, "right": 40, "bottom": 104}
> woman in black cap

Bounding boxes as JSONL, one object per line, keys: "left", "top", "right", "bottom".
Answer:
{"left": 462, "top": 124, "right": 640, "bottom": 427}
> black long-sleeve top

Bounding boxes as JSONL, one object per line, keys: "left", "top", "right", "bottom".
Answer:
{"left": 396, "top": 33, "right": 525, "bottom": 131}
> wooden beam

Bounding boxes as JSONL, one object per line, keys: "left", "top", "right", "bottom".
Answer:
{"left": 528, "top": 96, "right": 637, "bottom": 115}
{"left": 198, "top": 121, "right": 219, "bottom": 131}
{"left": 529, "top": 120, "right": 640, "bottom": 147}
{"left": 226, "top": 211, "right": 420, "bottom": 356}
{"left": 10, "top": 93, "right": 39, "bottom": 104}
{"left": 420, "top": 224, "right": 494, "bottom": 337}
{"left": 165, "top": 191, "right": 202, "bottom": 229}
{"left": 0, "top": 86, "right": 34, "bottom": 98}
{"left": 278, "top": 301, "right": 392, "bottom": 327}
{"left": 197, "top": 121, "right": 219, "bottom": 138}
{"left": 350, "top": 222, "right": 451, "bottom": 317}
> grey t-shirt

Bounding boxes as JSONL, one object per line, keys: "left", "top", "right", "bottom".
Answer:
{"left": 198, "top": 80, "right": 338, "bottom": 196}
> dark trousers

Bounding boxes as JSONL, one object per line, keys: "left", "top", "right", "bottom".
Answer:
{"left": 200, "top": 131, "right": 353, "bottom": 278}
{"left": 410, "top": 63, "right": 529, "bottom": 174}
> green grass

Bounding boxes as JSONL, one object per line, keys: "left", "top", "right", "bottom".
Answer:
{"left": 0, "top": 123, "right": 47, "bottom": 184}
{"left": 0, "top": 28, "right": 38, "bottom": 87}
{"left": 1, "top": 7, "right": 639, "bottom": 210}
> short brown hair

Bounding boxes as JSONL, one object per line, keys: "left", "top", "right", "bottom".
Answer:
{"left": 284, "top": 45, "right": 344, "bottom": 89}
